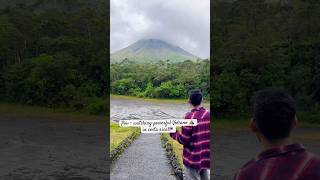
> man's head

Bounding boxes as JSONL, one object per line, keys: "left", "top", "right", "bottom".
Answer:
{"left": 251, "top": 88, "right": 297, "bottom": 143}
{"left": 189, "top": 90, "right": 202, "bottom": 107}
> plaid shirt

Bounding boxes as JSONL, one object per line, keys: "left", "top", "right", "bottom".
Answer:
{"left": 234, "top": 144, "right": 320, "bottom": 180}
{"left": 170, "top": 107, "right": 210, "bottom": 171}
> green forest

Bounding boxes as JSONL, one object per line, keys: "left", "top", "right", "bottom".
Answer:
{"left": 110, "top": 59, "right": 210, "bottom": 99}
{"left": 2, "top": 0, "right": 320, "bottom": 123}
{"left": 0, "top": 0, "right": 108, "bottom": 114}
{"left": 212, "top": 0, "right": 320, "bottom": 121}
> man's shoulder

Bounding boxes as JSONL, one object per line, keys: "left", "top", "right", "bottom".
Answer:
{"left": 301, "top": 152, "right": 320, "bottom": 178}
{"left": 234, "top": 159, "right": 258, "bottom": 179}
{"left": 239, "top": 158, "right": 257, "bottom": 170}
{"left": 185, "top": 107, "right": 210, "bottom": 119}
{"left": 202, "top": 109, "right": 210, "bottom": 122}
{"left": 201, "top": 107, "right": 209, "bottom": 112}
{"left": 185, "top": 111, "right": 192, "bottom": 117}
{"left": 235, "top": 151, "right": 320, "bottom": 179}
{"left": 308, "top": 151, "right": 320, "bottom": 162}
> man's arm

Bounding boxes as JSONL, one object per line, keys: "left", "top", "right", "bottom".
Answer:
{"left": 170, "top": 126, "right": 192, "bottom": 146}
{"left": 170, "top": 113, "right": 193, "bottom": 146}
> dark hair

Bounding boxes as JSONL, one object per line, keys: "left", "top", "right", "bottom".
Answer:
{"left": 253, "top": 88, "right": 296, "bottom": 140}
{"left": 189, "top": 90, "right": 202, "bottom": 106}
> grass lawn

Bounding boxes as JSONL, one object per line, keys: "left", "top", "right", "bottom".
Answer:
{"left": 110, "top": 122, "right": 140, "bottom": 151}
{"left": 297, "top": 111, "right": 320, "bottom": 125}
{"left": 0, "top": 102, "right": 107, "bottom": 122}
{"left": 163, "top": 128, "right": 184, "bottom": 168}
{"left": 214, "top": 119, "right": 249, "bottom": 131}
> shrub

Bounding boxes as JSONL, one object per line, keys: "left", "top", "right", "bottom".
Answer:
{"left": 154, "top": 81, "right": 184, "bottom": 98}
{"left": 85, "top": 97, "right": 107, "bottom": 115}
{"left": 143, "top": 82, "right": 156, "bottom": 98}
{"left": 111, "top": 78, "right": 138, "bottom": 95}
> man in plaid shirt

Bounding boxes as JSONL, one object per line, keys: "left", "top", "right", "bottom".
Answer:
{"left": 235, "top": 88, "right": 320, "bottom": 180}
{"left": 170, "top": 90, "right": 210, "bottom": 180}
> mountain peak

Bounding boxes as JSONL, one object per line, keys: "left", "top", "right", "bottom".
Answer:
{"left": 111, "top": 38, "right": 198, "bottom": 63}
{"left": 136, "top": 38, "right": 175, "bottom": 46}
{"left": 138, "top": 38, "right": 165, "bottom": 42}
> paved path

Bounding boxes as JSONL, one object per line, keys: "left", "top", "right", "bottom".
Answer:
{"left": 110, "top": 97, "right": 209, "bottom": 180}
{"left": 111, "top": 134, "right": 176, "bottom": 180}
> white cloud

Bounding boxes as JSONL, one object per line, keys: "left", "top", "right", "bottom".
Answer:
{"left": 110, "top": 0, "right": 210, "bottom": 58}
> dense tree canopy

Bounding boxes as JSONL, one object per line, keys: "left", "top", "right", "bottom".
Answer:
{"left": 111, "top": 60, "right": 210, "bottom": 99}
{"left": 0, "top": 0, "right": 108, "bottom": 114}
{"left": 212, "top": 0, "right": 320, "bottom": 117}
{"left": 3, "top": 0, "right": 320, "bottom": 120}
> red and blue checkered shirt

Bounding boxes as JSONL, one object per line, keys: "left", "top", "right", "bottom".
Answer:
{"left": 234, "top": 143, "right": 320, "bottom": 180}
{"left": 170, "top": 107, "right": 210, "bottom": 172}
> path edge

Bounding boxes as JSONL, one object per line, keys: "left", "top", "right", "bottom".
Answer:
{"left": 160, "top": 133, "right": 183, "bottom": 180}
{"left": 110, "top": 130, "right": 141, "bottom": 161}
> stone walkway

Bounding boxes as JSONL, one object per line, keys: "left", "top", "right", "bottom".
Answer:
{"left": 111, "top": 134, "right": 176, "bottom": 180}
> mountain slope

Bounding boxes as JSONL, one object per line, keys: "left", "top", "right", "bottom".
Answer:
{"left": 111, "top": 39, "right": 199, "bottom": 63}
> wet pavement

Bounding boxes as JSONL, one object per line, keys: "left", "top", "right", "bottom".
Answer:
{"left": 110, "top": 134, "right": 176, "bottom": 180}
{"left": 0, "top": 117, "right": 108, "bottom": 180}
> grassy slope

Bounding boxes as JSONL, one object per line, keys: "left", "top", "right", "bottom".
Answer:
{"left": 110, "top": 123, "right": 139, "bottom": 151}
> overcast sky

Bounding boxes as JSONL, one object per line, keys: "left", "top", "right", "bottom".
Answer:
{"left": 110, "top": 0, "right": 210, "bottom": 59}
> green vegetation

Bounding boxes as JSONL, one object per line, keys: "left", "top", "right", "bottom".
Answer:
{"left": 0, "top": 102, "right": 106, "bottom": 122}
{"left": 111, "top": 94, "right": 186, "bottom": 103}
{"left": 162, "top": 133, "right": 183, "bottom": 167}
{"left": 214, "top": 114, "right": 320, "bottom": 131}
{"left": 111, "top": 60, "right": 210, "bottom": 99}
{"left": 212, "top": 0, "right": 320, "bottom": 123}
{"left": 213, "top": 115, "right": 250, "bottom": 131}
{"left": 0, "top": 0, "right": 107, "bottom": 115}
{"left": 110, "top": 123, "right": 140, "bottom": 151}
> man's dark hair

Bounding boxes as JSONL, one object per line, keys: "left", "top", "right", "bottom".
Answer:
{"left": 253, "top": 88, "right": 296, "bottom": 140}
{"left": 189, "top": 90, "right": 202, "bottom": 106}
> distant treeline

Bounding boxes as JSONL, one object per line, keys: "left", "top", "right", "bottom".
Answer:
{"left": 0, "top": 1, "right": 108, "bottom": 114}
{"left": 111, "top": 60, "right": 210, "bottom": 99}
{"left": 212, "top": 0, "right": 320, "bottom": 117}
